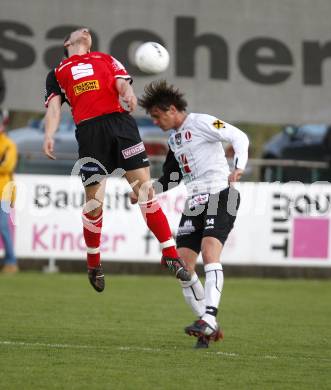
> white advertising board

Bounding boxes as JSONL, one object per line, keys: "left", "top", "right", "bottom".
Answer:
{"left": 1, "top": 175, "right": 331, "bottom": 267}
{"left": 11, "top": 174, "right": 186, "bottom": 262}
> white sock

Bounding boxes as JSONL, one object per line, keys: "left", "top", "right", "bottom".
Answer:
{"left": 202, "top": 263, "right": 223, "bottom": 328}
{"left": 180, "top": 272, "right": 205, "bottom": 318}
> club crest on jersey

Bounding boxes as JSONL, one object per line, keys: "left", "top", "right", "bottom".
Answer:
{"left": 213, "top": 119, "right": 225, "bottom": 129}
{"left": 175, "top": 133, "right": 182, "bottom": 145}
{"left": 184, "top": 130, "right": 192, "bottom": 141}
{"left": 188, "top": 193, "right": 210, "bottom": 209}
{"left": 73, "top": 80, "right": 100, "bottom": 95}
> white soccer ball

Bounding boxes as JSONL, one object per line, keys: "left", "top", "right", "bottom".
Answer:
{"left": 135, "top": 42, "right": 170, "bottom": 74}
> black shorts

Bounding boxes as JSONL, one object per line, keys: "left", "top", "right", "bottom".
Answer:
{"left": 176, "top": 187, "right": 240, "bottom": 254}
{"left": 75, "top": 112, "right": 150, "bottom": 185}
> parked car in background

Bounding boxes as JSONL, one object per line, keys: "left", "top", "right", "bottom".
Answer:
{"left": 9, "top": 114, "right": 168, "bottom": 178}
{"left": 9, "top": 112, "right": 77, "bottom": 175}
{"left": 260, "top": 124, "right": 331, "bottom": 182}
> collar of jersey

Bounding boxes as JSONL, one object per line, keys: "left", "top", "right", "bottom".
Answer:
{"left": 176, "top": 113, "right": 191, "bottom": 132}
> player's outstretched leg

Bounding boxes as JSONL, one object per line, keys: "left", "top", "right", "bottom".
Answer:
{"left": 181, "top": 272, "right": 209, "bottom": 347}
{"left": 186, "top": 262, "right": 225, "bottom": 345}
{"left": 82, "top": 211, "right": 105, "bottom": 292}
{"left": 160, "top": 242, "right": 191, "bottom": 281}
{"left": 180, "top": 272, "right": 205, "bottom": 316}
{"left": 140, "top": 199, "right": 191, "bottom": 281}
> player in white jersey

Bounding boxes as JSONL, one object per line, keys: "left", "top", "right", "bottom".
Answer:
{"left": 137, "top": 80, "right": 249, "bottom": 348}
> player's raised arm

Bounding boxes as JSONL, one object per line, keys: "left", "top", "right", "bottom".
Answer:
{"left": 43, "top": 68, "right": 65, "bottom": 160}
{"left": 43, "top": 95, "right": 62, "bottom": 160}
{"left": 200, "top": 117, "right": 249, "bottom": 181}
{"left": 116, "top": 78, "right": 137, "bottom": 112}
{"left": 221, "top": 123, "right": 249, "bottom": 174}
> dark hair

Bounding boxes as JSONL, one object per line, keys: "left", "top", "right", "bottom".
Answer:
{"left": 138, "top": 80, "right": 187, "bottom": 112}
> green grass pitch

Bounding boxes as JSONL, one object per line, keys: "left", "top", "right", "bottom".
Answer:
{"left": 0, "top": 272, "right": 330, "bottom": 390}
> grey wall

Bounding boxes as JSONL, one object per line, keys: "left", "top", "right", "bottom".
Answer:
{"left": 1, "top": 0, "right": 331, "bottom": 123}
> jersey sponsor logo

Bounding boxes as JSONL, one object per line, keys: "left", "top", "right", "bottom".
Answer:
{"left": 71, "top": 63, "right": 94, "bottom": 80}
{"left": 80, "top": 165, "right": 99, "bottom": 171}
{"left": 122, "top": 142, "right": 145, "bottom": 159}
{"left": 213, "top": 119, "right": 225, "bottom": 129}
{"left": 73, "top": 80, "right": 100, "bottom": 95}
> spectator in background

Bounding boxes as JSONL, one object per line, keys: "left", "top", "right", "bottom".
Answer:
{"left": 0, "top": 109, "right": 18, "bottom": 274}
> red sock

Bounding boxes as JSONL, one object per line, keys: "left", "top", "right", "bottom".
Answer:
{"left": 82, "top": 211, "right": 103, "bottom": 268}
{"left": 140, "top": 200, "right": 178, "bottom": 258}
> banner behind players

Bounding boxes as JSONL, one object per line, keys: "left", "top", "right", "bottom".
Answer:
{"left": 3, "top": 175, "right": 331, "bottom": 267}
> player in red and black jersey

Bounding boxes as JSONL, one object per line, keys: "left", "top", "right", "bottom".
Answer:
{"left": 43, "top": 28, "right": 190, "bottom": 292}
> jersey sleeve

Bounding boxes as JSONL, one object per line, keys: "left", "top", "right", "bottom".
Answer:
{"left": 102, "top": 53, "right": 132, "bottom": 84}
{"left": 44, "top": 70, "right": 66, "bottom": 107}
{"left": 199, "top": 115, "right": 250, "bottom": 170}
{"left": 153, "top": 148, "right": 182, "bottom": 194}
{"left": 105, "top": 55, "right": 132, "bottom": 84}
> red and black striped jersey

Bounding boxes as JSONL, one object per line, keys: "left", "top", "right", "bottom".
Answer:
{"left": 45, "top": 51, "right": 132, "bottom": 124}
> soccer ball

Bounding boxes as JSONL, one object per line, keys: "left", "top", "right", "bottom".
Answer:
{"left": 135, "top": 42, "right": 170, "bottom": 74}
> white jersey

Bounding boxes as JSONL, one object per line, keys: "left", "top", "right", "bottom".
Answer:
{"left": 167, "top": 113, "right": 249, "bottom": 196}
